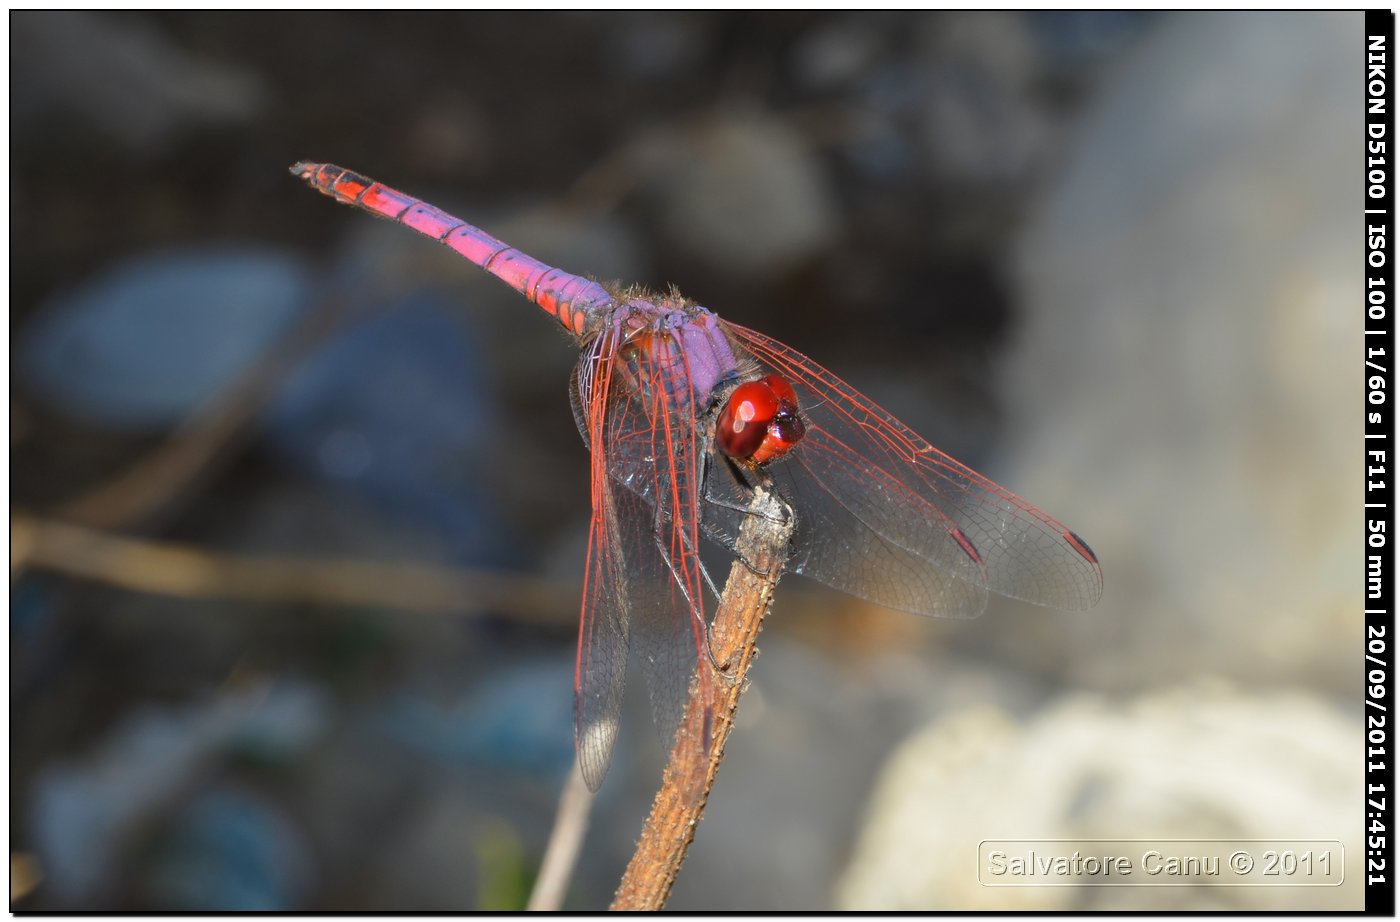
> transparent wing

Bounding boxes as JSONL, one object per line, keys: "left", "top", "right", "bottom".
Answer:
{"left": 570, "top": 327, "right": 714, "bottom": 790}
{"left": 721, "top": 321, "right": 1102, "bottom": 617}
{"left": 573, "top": 463, "right": 630, "bottom": 791}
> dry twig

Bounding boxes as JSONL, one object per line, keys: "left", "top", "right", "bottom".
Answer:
{"left": 11, "top": 513, "right": 575, "bottom": 625}
{"left": 526, "top": 761, "right": 595, "bottom": 911}
{"left": 610, "top": 486, "right": 793, "bottom": 910}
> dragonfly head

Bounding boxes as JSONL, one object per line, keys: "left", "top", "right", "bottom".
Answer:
{"left": 716, "top": 374, "right": 806, "bottom": 466}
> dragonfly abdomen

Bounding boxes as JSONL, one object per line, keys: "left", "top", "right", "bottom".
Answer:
{"left": 291, "top": 161, "right": 614, "bottom": 338}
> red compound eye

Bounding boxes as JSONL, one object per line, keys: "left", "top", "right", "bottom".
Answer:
{"left": 717, "top": 374, "right": 805, "bottom": 465}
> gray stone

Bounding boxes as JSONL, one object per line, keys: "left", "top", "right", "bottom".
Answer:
{"left": 837, "top": 684, "right": 1360, "bottom": 910}
{"left": 649, "top": 114, "right": 841, "bottom": 282}
{"left": 974, "top": 13, "right": 1360, "bottom": 697}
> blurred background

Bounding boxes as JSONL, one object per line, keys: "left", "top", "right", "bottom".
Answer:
{"left": 10, "top": 10, "right": 1362, "bottom": 911}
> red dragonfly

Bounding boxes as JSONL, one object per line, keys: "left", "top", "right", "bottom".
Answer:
{"left": 292, "top": 162, "right": 1103, "bottom": 791}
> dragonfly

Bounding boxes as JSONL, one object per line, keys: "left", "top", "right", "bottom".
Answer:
{"left": 292, "top": 161, "right": 1103, "bottom": 792}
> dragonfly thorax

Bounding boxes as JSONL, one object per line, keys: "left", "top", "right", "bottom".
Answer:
{"left": 716, "top": 374, "right": 806, "bottom": 466}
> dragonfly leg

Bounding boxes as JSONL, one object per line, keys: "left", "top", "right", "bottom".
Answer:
{"left": 652, "top": 527, "right": 739, "bottom": 679}
{"left": 706, "top": 455, "right": 791, "bottom": 525}
{"left": 701, "top": 455, "right": 792, "bottom": 582}
{"left": 643, "top": 493, "right": 733, "bottom": 682}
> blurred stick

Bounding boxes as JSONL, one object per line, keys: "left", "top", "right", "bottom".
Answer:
{"left": 53, "top": 288, "right": 354, "bottom": 532}
{"left": 10, "top": 513, "right": 575, "bottom": 624}
{"left": 526, "top": 761, "right": 595, "bottom": 911}
{"left": 610, "top": 487, "right": 793, "bottom": 911}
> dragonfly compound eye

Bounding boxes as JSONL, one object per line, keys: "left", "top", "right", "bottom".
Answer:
{"left": 717, "top": 376, "right": 805, "bottom": 465}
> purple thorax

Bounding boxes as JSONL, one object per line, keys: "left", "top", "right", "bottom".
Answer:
{"left": 607, "top": 297, "right": 742, "bottom": 409}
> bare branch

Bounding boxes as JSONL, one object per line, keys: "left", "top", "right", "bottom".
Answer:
{"left": 610, "top": 486, "right": 793, "bottom": 910}
{"left": 11, "top": 513, "right": 575, "bottom": 625}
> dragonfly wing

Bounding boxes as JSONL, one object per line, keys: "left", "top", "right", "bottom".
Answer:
{"left": 769, "top": 455, "right": 992, "bottom": 617}
{"left": 703, "top": 442, "right": 988, "bottom": 617}
{"left": 574, "top": 455, "right": 630, "bottom": 792}
{"left": 722, "top": 321, "right": 1103, "bottom": 616}
{"left": 571, "top": 329, "right": 713, "bottom": 789}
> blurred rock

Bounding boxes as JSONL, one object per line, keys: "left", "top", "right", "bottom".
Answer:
{"left": 30, "top": 681, "right": 328, "bottom": 906}
{"left": 837, "top": 683, "right": 1360, "bottom": 910}
{"left": 791, "top": 17, "right": 886, "bottom": 91}
{"left": 265, "top": 291, "right": 508, "bottom": 568}
{"left": 141, "top": 786, "right": 314, "bottom": 910}
{"left": 20, "top": 247, "right": 312, "bottom": 431}
{"left": 12, "top": 12, "right": 264, "bottom": 157}
{"left": 607, "top": 12, "right": 710, "bottom": 80}
{"left": 648, "top": 114, "right": 841, "bottom": 282}
{"left": 984, "top": 12, "right": 1359, "bottom": 695}
{"left": 912, "top": 13, "right": 1053, "bottom": 188}
{"left": 1028, "top": 11, "right": 1157, "bottom": 75}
